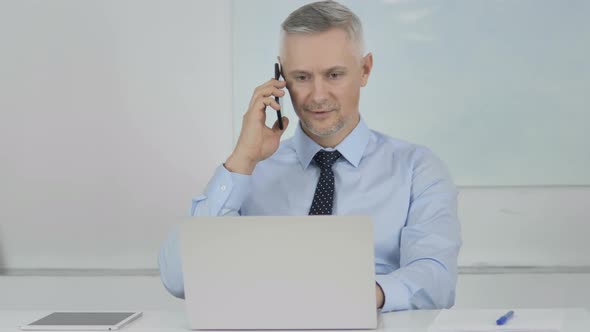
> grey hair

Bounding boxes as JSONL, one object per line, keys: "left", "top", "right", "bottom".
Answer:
{"left": 281, "top": 1, "right": 365, "bottom": 55}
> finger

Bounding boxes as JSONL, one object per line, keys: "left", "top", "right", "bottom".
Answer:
{"left": 248, "top": 78, "right": 287, "bottom": 113}
{"left": 257, "top": 86, "right": 286, "bottom": 100}
{"left": 254, "top": 79, "right": 287, "bottom": 95}
{"left": 258, "top": 96, "right": 281, "bottom": 112}
{"left": 271, "top": 116, "right": 289, "bottom": 134}
{"left": 268, "top": 78, "right": 287, "bottom": 89}
{"left": 250, "top": 86, "right": 285, "bottom": 110}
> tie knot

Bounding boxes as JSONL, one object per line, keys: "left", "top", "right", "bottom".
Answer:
{"left": 313, "top": 150, "right": 341, "bottom": 171}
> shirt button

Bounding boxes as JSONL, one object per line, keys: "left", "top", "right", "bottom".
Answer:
{"left": 220, "top": 185, "right": 227, "bottom": 192}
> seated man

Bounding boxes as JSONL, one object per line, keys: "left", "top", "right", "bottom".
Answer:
{"left": 158, "top": 0, "right": 461, "bottom": 312}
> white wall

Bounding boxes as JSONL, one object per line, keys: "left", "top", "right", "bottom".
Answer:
{"left": 0, "top": 0, "right": 233, "bottom": 269}
{"left": 458, "top": 187, "right": 590, "bottom": 267}
{"left": 0, "top": 0, "right": 588, "bottom": 283}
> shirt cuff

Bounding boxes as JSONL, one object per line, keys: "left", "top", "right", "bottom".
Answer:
{"left": 375, "top": 273, "right": 412, "bottom": 312}
{"left": 203, "top": 164, "right": 252, "bottom": 215}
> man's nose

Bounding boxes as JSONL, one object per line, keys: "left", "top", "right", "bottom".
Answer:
{"left": 310, "top": 78, "right": 328, "bottom": 104}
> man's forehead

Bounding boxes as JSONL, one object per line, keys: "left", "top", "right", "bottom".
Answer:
{"left": 281, "top": 28, "right": 355, "bottom": 52}
{"left": 280, "top": 29, "right": 360, "bottom": 69}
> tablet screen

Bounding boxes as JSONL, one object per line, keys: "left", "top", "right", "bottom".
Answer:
{"left": 29, "top": 312, "right": 136, "bottom": 326}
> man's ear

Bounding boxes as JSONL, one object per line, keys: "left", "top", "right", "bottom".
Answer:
{"left": 277, "top": 56, "right": 285, "bottom": 79}
{"left": 360, "top": 52, "right": 373, "bottom": 87}
{"left": 277, "top": 55, "right": 290, "bottom": 91}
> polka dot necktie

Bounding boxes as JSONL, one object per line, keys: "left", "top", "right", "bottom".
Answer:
{"left": 309, "top": 150, "right": 342, "bottom": 215}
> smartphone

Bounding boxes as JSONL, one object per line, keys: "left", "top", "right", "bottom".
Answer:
{"left": 274, "top": 62, "right": 284, "bottom": 130}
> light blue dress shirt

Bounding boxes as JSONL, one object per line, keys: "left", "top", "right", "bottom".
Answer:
{"left": 158, "top": 118, "right": 462, "bottom": 312}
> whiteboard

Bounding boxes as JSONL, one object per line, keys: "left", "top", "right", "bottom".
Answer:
{"left": 232, "top": 0, "right": 590, "bottom": 186}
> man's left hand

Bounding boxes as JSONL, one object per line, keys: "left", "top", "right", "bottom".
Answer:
{"left": 376, "top": 283, "right": 384, "bottom": 309}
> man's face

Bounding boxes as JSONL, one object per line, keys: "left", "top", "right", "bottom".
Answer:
{"left": 280, "top": 28, "right": 371, "bottom": 142}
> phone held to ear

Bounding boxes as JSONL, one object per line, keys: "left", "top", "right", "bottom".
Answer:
{"left": 274, "top": 62, "right": 284, "bottom": 130}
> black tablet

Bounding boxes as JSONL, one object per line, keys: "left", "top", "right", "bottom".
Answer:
{"left": 20, "top": 312, "right": 142, "bottom": 331}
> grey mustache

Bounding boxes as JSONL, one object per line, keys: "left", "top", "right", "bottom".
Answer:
{"left": 303, "top": 103, "right": 339, "bottom": 112}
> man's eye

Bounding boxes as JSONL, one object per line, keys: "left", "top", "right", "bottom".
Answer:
{"left": 296, "top": 75, "right": 308, "bottom": 81}
{"left": 329, "top": 72, "right": 343, "bottom": 79}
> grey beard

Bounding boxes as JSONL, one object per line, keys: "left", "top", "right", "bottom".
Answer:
{"left": 301, "top": 117, "right": 345, "bottom": 137}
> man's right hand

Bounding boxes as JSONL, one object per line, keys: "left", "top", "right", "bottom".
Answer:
{"left": 225, "top": 78, "right": 290, "bottom": 175}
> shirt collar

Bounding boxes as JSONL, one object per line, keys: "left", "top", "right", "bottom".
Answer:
{"left": 293, "top": 116, "right": 371, "bottom": 169}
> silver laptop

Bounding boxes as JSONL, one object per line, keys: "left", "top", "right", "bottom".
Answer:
{"left": 179, "top": 216, "right": 378, "bottom": 330}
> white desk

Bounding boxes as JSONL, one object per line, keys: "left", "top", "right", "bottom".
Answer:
{"left": 1, "top": 309, "right": 589, "bottom": 332}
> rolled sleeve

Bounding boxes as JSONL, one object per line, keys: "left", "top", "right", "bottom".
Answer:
{"left": 377, "top": 146, "right": 461, "bottom": 312}
{"left": 162, "top": 164, "right": 253, "bottom": 298}
{"left": 158, "top": 225, "right": 185, "bottom": 299}
{"left": 375, "top": 273, "right": 412, "bottom": 312}
{"left": 190, "top": 164, "right": 252, "bottom": 216}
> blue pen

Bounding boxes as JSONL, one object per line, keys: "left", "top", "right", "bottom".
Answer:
{"left": 496, "top": 310, "right": 515, "bottom": 325}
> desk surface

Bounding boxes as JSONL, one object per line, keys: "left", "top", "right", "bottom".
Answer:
{"left": 1, "top": 309, "right": 589, "bottom": 332}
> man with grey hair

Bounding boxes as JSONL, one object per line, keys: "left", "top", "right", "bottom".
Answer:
{"left": 159, "top": 1, "right": 461, "bottom": 312}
